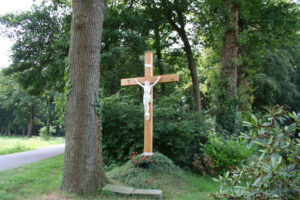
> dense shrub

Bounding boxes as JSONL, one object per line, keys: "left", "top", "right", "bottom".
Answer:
{"left": 100, "top": 89, "right": 208, "bottom": 169}
{"left": 39, "top": 126, "right": 56, "bottom": 140}
{"left": 212, "top": 106, "right": 300, "bottom": 200}
{"left": 154, "top": 106, "right": 208, "bottom": 168}
{"left": 203, "top": 133, "right": 253, "bottom": 174}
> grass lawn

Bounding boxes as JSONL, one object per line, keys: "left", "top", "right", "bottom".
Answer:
{"left": 0, "top": 154, "right": 220, "bottom": 200}
{"left": 0, "top": 136, "right": 64, "bottom": 155}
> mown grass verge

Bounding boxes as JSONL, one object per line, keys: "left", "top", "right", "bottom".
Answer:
{"left": 0, "top": 153, "right": 219, "bottom": 200}
{"left": 0, "top": 136, "right": 64, "bottom": 155}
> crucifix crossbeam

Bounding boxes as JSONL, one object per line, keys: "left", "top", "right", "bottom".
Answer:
{"left": 121, "top": 74, "right": 179, "bottom": 86}
{"left": 121, "top": 51, "right": 179, "bottom": 155}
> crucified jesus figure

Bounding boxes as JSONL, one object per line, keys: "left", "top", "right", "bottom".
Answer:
{"left": 135, "top": 76, "right": 161, "bottom": 120}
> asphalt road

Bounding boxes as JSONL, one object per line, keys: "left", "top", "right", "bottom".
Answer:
{"left": 0, "top": 144, "right": 65, "bottom": 172}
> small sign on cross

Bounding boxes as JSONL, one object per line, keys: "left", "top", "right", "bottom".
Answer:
{"left": 121, "top": 51, "right": 179, "bottom": 155}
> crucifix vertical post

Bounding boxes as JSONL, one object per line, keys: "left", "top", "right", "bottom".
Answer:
{"left": 144, "top": 51, "right": 153, "bottom": 154}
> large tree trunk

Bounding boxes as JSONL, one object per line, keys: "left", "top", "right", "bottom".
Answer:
{"left": 216, "top": 0, "right": 239, "bottom": 133}
{"left": 27, "top": 105, "right": 34, "bottom": 138}
{"left": 221, "top": 0, "right": 238, "bottom": 99}
{"left": 61, "top": 0, "right": 108, "bottom": 193}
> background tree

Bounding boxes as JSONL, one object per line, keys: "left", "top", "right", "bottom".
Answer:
{"left": 216, "top": 0, "right": 239, "bottom": 133}
{"left": 0, "top": 1, "right": 70, "bottom": 95}
{"left": 0, "top": 72, "right": 43, "bottom": 137}
{"left": 197, "top": 0, "right": 300, "bottom": 133}
{"left": 0, "top": 0, "right": 71, "bottom": 136}
{"left": 160, "top": 0, "right": 202, "bottom": 111}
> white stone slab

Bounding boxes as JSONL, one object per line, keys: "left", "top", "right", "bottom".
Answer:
{"left": 102, "top": 184, "right": 163, "bottom": 199}
{"left": 102, "top": 184, "right": 134, "bottom": 195}
{"left": 132, "top": 189, "right": 163, "bottom": 199}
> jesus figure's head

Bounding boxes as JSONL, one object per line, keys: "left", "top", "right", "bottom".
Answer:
{"left": 144, "top": 81, "right": 150, "bottom": 86}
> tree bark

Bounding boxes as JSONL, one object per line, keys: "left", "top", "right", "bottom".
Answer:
{"left": 180, "top": 31, "right": 202, "bottom": 112}
{"left": 27, "top": 105, "right": 34, "bottom": 138}
{"left": 161, "top": 0, "right": 201, "bottom": 111}
{"left": 221, "top": 0, "right": 239, "bottom": 99}
{"left": 61, "top": 0, "right": 108, "bottom": 193}
{"left": 216, "top": 0, "right": 239, "bottom": 133}
{"left": 237, "top": 47, "right": 250, "bottom": 111}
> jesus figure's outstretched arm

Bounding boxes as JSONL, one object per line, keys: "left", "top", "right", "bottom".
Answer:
{"left": 135, "top": 78, "right": 144, "bottom": 88}
{"left": 150, "top": 76, "right": 161, "bottom": 88}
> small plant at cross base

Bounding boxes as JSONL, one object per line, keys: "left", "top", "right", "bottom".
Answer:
{"left": 130, "top": 152, "right": 154, "bottom": 169}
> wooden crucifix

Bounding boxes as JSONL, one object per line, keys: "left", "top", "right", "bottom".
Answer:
{"left": 121, "top": 51, "right": 179, "bottom": 155}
